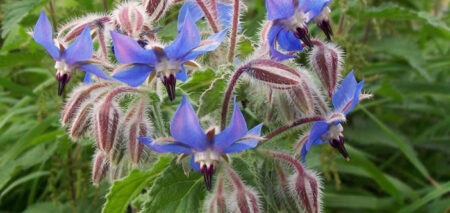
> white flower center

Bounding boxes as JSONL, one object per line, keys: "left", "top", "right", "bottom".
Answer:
{"left": 322, "top": 123, "right": 343, "bottom": 141}
{"left": 280, "top": 10, "right": 310, "bottom": 31}
{"left": 155, "top": 57, "right": 180, "bottom": 77}
{"left": 54, "top": 60, "right": 71, "bottom": 75}
{"left": 194, "top": 150, "right": 220, "bottom": 168}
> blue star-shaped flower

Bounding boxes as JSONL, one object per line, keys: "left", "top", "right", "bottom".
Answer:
{"left": 301, "top": 71, "right": 365, "bottom": 163}
{"left": 110, "top": 9, "right": 227, "bottom": 100}
{"left": 33, "top": 11, "right": 109, "bottom": 95}
{"left": 265, "top": 0, "right": 332, "bottom": 61}
{"left": 138, "top": 96, "right": 262, "bottom": 190}
{"left": 178, "top": 0, "right": 234, "bottom": 29}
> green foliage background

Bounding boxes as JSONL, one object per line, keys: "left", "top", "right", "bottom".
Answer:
{"left": 0, "top": 0, "right": 449, "bottom": 212}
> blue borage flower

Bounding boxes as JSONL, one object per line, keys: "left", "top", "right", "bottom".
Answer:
{"left": 110, "top": 9, "right": 227, "bottom": 100}
{"left": 266, "top": 0, "right": 332, "bottom": 61}
{"left": 33, "top": 11, "right": 109, "bottom": 95}
{"left": 138, "top": 96, "right": 263, "bottom": 190}
{"left": 301, "top": 71, "right": 365, "bottom": 163}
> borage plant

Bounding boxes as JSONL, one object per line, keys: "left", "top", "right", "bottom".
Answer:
{"left": 32, "top": 0, "right": 371, "bottom": 212}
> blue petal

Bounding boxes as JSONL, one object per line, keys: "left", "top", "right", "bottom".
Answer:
{"left": 165, "top": 10, "right": 201, "bottom": 60}
{"left": 277, "top": 29, "right": 302, "bottom": 51}
{"left": 170, "top": 96, "right": 208, "bottom": 150}
{"left": 110, "top": 31, "right": 157, "bottom": 64}
{"left": 33, "top": 11, "right": 60, "bottom": 60}
{"left": 64, "top": 25, "right": 93, "bottom": 65}
{"left": 301, "top": 121, "right": 329, "bottom": 163}
{"left": 83, "top": 73, "right": 91, "bottom": 84}
{"left": 344, "top": 80, "right": 364, "bottom": 115}
{"left": 138, "top": 137, "right": 192, "bottom": 154}
{"left": 223, "top": 123, "right": 263, "bottom": 154}
{"left": 214, "top": 97, "right": 248, "bottom": 152}
{"left": 332, "top": 71, "right": 357, "bottom": 111}
{"left": 176, "top": 65, "right": 188, "bottom": 82}
{"left": 112, "top": 64, "right": 153, "bottom": 87}
{"left": 268, "top": 23, "right": 295, "bottom": 61}
{"left": 298, "top": 0, "right": 331, "bottom": 21}
{"left": 266, "top": 0, "right": 295, "bottom": 21}
{"left": 182, "top": 29, "right": 228, "bottom": 62}
{"left": 77, "top": 64, "right": 110, "bottom": 80}
{"left": 178, "top": 1, "right": 204, "bottom": 30}
{"left": 217, "top": 2, "right": 233, "bottom": 28}
{"left": 190, "top": 156, "right": 201, "bottom": 172}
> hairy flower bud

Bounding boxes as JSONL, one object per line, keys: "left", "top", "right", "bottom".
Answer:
{"left": 69, "top": 102, "right": 93, "bottom": 140}
{"left": 267, "top": 151, "right": 322, "bottom": 213}
{"left": 144, "top": 0, "right": 170, "bottom": 22}
{"left": 92, "top": 151, "right": 109, "bottom": 186}
{"left": 309, "top": 40, "right": 343, "bottom": 98}
{"left": 206, "top": 176, "right": 227, "bottom": 213}
{"left": 112, "top": 2, "right": 149, "bottom": 39}
{"left": 226, "top": 168, "right": 261, "bottom": 213}
{"left": 94, "top": 101, "right": 121, "bottom": 153}
{"left": 286, "top": 68, "right": 316, "bottom": 115}
{"left": 61, "top": 82, "right": 112, "bottom": 127}
{"left": 245, "top": 59, "right": 302, "bottom": 89}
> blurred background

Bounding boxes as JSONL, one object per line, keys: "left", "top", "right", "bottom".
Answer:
{"left": 0, "top": 0, "right": 449, "bottom": 212}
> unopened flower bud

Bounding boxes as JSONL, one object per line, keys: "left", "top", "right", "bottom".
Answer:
{"left": 286, "top": 68, "right": 316, "bottom": 115}
{"left": 226, "top": 168, "right": 261, "bottom": 213}
{"left": 266, "top": 151, "right": 322, "bottom": 213}
{"left": 92, "top": 151, "right": 109, "bottom": 186}
{"left": 245, "top": 59, "right": 302, "bottom": 89}
{"left": 144, "top": 0, "right": 170, "bottom": 22}
{"left": 69, "top": 102, "right": 93, "bottom": 140}
{"left": 61, "top": 82, "right": 112, "bottom": 127}
{"left": 206, "top": 177, "right": 227, "bottom": 213}
{"left": 94, "top": 101, "right": 121, "bottom": 153}
{"left": 112, "top": 2, "right": 148, "bottom": 38}
{"left": 309, "top": 40, "right": 343, "bottom": 98}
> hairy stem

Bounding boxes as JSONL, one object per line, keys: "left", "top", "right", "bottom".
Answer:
{"left": 220, "top": 65, "right": 249, "bottom": 130}
{"left": 263, "top": 116, "right": 324, "bottom": 142}
{"left": 195, "top": 0, "right": 220, "bottom": 33}
{"left": 227, "top": 0, "right": 240, "bottom": 62}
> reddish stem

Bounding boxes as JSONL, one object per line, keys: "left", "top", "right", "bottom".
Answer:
{"left": 227, "top": 0, "right": 240, "bottom": 62}
{"left": 220, "top": 65, "right": 250, "bottom": 130}
{"left": 263, "top": 116, "right": 324, "bottom": 141}
{"left": 195, "top": 0, "right": 220, "bottom": 33}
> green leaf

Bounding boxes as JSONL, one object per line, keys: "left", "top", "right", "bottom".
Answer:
{"left": 369, "top": 38, "right": 431, "bottom": 81}
{"left": 1, "top": 0, "right": 46, "bottom": 38}
{"left": 360, "top": 106, "right": 431, "bottom": 180}
{"left": 324, "top": 193, "right": 396, "bottom": 209}
{"left": 349, "top": 3, "right": 450, "bottom": 39}
{"left": 102, "top": 156, "right": 172, "bottom": 213}
{"left": 179, "top": 69, "right": 218, "bottom": 101}
{"left": 0, "top": 171, "right": 50, "bottom": 199}
{"left": 197, "top": 74, "right": 226, "bottom": 117}
{"left": 143, "top": 159, "right": 206, "bottom": 213}
{"left": 398, "top": 182, "right": 450, "bottom": 213}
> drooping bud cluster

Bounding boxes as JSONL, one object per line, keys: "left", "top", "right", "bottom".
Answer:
{"left": 267, "top": 151, "right": 322, "bottom": 213}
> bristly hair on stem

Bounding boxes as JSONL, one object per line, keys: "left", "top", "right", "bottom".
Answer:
{"left": 227, "top": 0, "right": 240, "bottom": 62}
{"left": 195, "top": 0, "right": 220, "bottom": 33}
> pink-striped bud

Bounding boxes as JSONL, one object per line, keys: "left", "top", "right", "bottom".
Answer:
{"left": 92, "top": 151, "right": 109, "bottom": 186}
{"left": 94, "top": 101, "right": 121, "bottom": 153}
{"left": 144, "top": 0, "right": 171, "bottom": 23}
{"left": 112, "top": 2, "right": 148, "bottom": 39}
{"left": 205, "top": 176, "right": 227, "bottom": 213}
{"left": 69, "top": 102, "right": 93, "bottom": 140}
{"left": 61, "top": 82, "right": 112, "bottom": 127}
{"left": 93, "top": 87, "right": 136, "bottom": 153}
{"left": 245, "top": 59, "right": 302, "bottom": 89}
{"left": 226, "top": 168, "right": 261, "bottom": 213}
{"left": 267, "top": 151, "right": 322, "bottom": 213}
{"left": 286, "top": 69, "right": 316, "bottom": 115}
{"left": 122, "top": 99, "right": 152, "bottom": 165}
{"left": 309, "top": 40, "right": 343, "bottom": 98}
